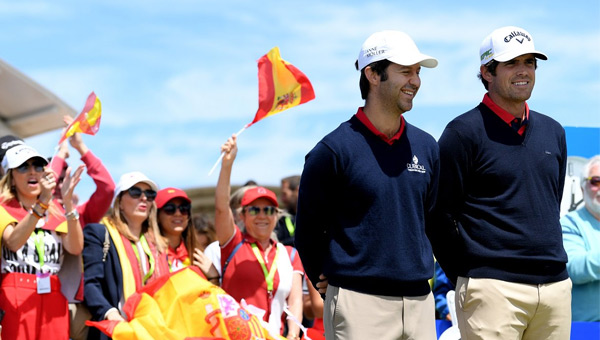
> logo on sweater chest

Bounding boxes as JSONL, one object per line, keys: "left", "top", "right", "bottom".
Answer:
{"left": 407, "top": 155, "right": 426, "bottom": 173}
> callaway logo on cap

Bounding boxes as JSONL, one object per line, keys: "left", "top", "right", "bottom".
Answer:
{"left": 479, "top": 26, "right": 547, "bottom": 65}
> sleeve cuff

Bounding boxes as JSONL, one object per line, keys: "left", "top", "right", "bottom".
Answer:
{"left": 104, "top": 307, "right": 119, "bottom": 320}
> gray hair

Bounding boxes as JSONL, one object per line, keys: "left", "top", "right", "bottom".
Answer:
{"left": 581, "top": 155, "right": 600, "bottom": 188}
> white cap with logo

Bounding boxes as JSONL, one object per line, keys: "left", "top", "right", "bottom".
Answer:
{"left": 480, "top": 26, "right": 547, "bottom": 65}
{"left": 357, "top": 30, "right": 438, "bottom": 71}
{"left": 1, "top": 144, "right": 48, "bottom": 174}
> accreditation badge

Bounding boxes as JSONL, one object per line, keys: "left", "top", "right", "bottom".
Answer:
{"left": 36, "top": 272, "right": 51, "bottom": 294}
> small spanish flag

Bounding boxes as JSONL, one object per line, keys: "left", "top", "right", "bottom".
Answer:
{"left": 248, "top": 47, "right": 315, "bottom": 127}
{"left": 58, "top": 92, "right": 102, "bottom": 144}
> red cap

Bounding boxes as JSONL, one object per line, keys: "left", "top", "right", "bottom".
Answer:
{"left": 241, "top": 186, "right": 279, "bottom": 207}
{"left": 155, "top": 187, "right": 191, "bottom": 209}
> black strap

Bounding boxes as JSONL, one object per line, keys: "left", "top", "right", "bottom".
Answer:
{"left": 222, "top": 241, "right": 243, "bottom": 277}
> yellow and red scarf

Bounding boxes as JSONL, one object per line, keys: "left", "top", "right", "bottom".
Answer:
{"left": 102, "top": 217, "right": 169, "bottom": 299}
{"left": 167, "top": 239, "right": 191, "bottom": 272}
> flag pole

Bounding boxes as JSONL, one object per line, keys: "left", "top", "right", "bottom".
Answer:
{"left": 207, "top": 124, "right": 249, "bottom": 176}
{"left": 46, "top": 143, "right": 62, "bottom": 174}
{"left": 284, "top": 306, "right": 311, "bottom": 340}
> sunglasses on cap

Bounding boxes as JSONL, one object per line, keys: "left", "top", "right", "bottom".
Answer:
{"left": 244, "top": 206, "right": 277, "bottom": 216}
{"left": 15, "top": 160, "right": 46, "bottom": 174}
{"left": 161, "top": 203, "right": 191, "bottom": 216}
{"left": 586, "top": 176, "right": 600, "bottom": 187}
{"left": 126, "top": 186, "right": 157, "bottom": 201}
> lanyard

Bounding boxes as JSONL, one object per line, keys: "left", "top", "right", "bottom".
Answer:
{"left": 31, "top": 230, "right": 45, "bottom": 269}
{"left": 284, "top": 216, "right": 295, "bottom": 237}
{"left": 250, "top": 243, "right": 279, "bottom": 295}
{"left": 131, "top": 234, "right": 155, "bottom": 285}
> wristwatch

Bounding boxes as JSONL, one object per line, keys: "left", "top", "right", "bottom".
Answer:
{"left": 65, "top": 209, "right": 80, "bottom": 221}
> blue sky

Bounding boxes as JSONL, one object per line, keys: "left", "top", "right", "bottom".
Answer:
{"left": 1, "top": 0, "right": 599, "bottom": 199}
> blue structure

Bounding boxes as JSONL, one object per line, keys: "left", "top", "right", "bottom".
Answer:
{"left": 436, "top": 321, "right": 599, "bottom": 339}
{"left": 565, "top": 126, "right": 600, "bottom": 157}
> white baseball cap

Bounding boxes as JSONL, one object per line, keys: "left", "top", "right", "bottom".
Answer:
{"left": 357, "top": 30, "right": 438, "bottom": 71}
{"left": 1, "top": 144, "right": 48, "bottom": 174}
{"left": 479, "top": 26, "right": 547, "bottom": 65}
{"left": 0, "top": 135, "right": 24, "bottom": 162}
{"left": 114, "top": 171, "right": 158, "bottom": 203}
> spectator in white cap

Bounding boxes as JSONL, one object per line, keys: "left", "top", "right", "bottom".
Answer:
{"left": 0, "top": 143, "right": 84, "bottom": 339}
{"left": 82, "top": 171, "right": 169, "bottom": 340}
{"left": 430, "top": 26, "right": 571, "bottom": 339}
{"left": 295, "top": 30, "right": 439, "bottom": 339}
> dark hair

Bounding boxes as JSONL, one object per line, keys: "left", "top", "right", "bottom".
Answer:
{"left": 157, "top": 198, "right": 197, "bottom": 254}
{"left": 478, "top": 58, "right": 538, "bottom": 90}
{"left": 192, "top": 213, "right": 216, "bottom": 246}
{"left": 477, "top": 60, "right": 499, "bottom": 90}
{"left": 281, "top": 175, "right": 301, "bottom": 191}
{"left": 356, "top": 59, "right": 392, "bottom": 100}
{"left": 243, "top": 179, "right": 258, "bottom": 186}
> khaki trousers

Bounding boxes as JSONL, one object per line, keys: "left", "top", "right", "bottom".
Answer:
{"left": 324, "top": 284, "right": 436, "bottom": 340}
{"left": 69, "top": 302, "right": 91, "bottom": 340}
{"left": 455, "top": 277, "right": 572, "bottom": 340}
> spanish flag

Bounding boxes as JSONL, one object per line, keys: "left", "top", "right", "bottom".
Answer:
{"left": 86, "top": 267, "right": 285, "bottom": 340}
{"left": 207, "top": 48, "right": 315, "bottom": 176}
{"left": 58, "top": 92, "right": 102, "bottom": 144}
{"left": 248, "top": 47, "right": 315, "bottom": 127}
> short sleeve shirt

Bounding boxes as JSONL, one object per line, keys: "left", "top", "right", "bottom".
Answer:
{"left": 220, "top": 226, "right": 303, "bottom": 320}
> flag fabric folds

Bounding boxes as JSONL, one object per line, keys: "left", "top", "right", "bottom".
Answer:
{"left": 86, "top": 267, "right": 285, "bottom": 340}
{"left": 248, "top": 47, "right": 315, "bottom": 127}
{"left": 58, "top": 92, "right": 102, "bottom": 144}
{"left": 207, "top": 47, "right": 315, "bottom": 177}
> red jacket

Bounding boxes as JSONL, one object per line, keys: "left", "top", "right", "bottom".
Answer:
{"left": 51, "top": 150, "right": 115, "bottom": 227}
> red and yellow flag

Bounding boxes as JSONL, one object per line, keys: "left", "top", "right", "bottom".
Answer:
{"left": 86, "top": 267, "right": 285, "bottom": 340}
{"left": 248, "top": 47, "right": 315, "bottom": 127}
{"left": 58, "top": 92, "right": 101, "bottom": 144}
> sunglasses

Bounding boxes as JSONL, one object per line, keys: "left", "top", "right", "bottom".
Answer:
{"left": 15, "top": 160, "right": 45, "bottom": 174}
{"left": 586, "top": 176, "right": 600, "bottom": 187}
{"left": 244, "top": 206, "right": 277, "bottom": 216}
{"left": 161, "top": 203, "right": 191, "bottom": 216}
{"left": 127, "top": 186, "right": 157, "bottom": 201}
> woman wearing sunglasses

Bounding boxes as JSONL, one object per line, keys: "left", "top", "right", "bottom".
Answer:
{"left": 216, "top": 135, "right": 304, "bottom": 340}
{"left": 155, "top": 187, "right": 219, "bottom": 283}
{"left": 0, "top": 144, "right": 84, "bottom": 340}
{"left": 82, "top": 171, "right": 169, "bottom": 340}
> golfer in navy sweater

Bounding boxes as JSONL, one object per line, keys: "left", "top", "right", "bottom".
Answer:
{"left": 430, "top": 26, "right": 572, "bottom": 340}
{"left": 295, "top": 30, "right": 439, "bottom": 340}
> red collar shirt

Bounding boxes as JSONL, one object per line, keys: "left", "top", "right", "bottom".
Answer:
{"left": 355, "top": 107, "right": 405, "bottom": 144}
{"left": 482, "top": 94, "right": 529, "bottom": 136}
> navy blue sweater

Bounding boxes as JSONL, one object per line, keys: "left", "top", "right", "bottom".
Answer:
{"left": 428, "top": 103, "right": 568, "bottom": 285}
{"left": 295, "top": 115, "right": 439, "bottom": 297}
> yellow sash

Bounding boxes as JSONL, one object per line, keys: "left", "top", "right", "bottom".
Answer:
{"left": 0, "top": 206, "right": 17, "bottom": 250}
{"left": 102, "top": 216, "right": 137, "bottom": 300}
